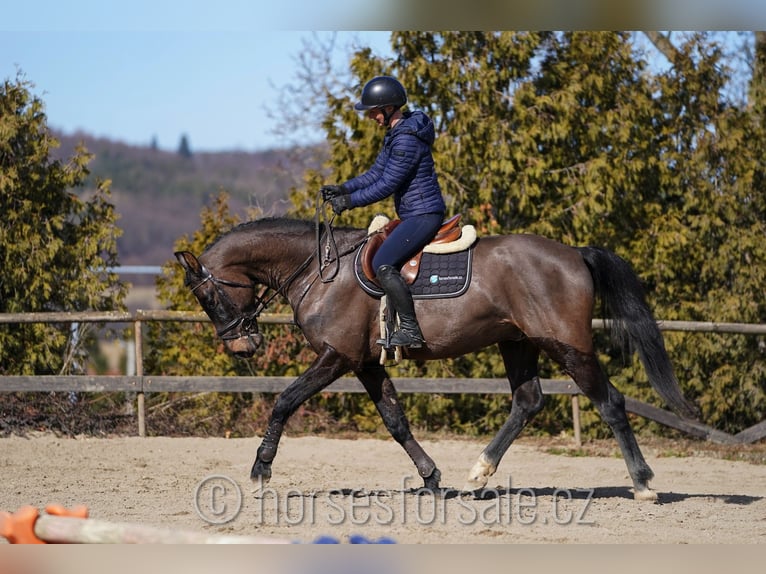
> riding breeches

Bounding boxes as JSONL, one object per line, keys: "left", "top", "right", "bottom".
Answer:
{"left": 372, "top": 213, "right": 444, "bottom": 272}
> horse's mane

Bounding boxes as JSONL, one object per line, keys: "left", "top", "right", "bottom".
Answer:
{"left": 203, "top": 217, "right": 361, "bottom": 253}
{"left": 231, "top": 217, "right": 313, "bottom": 236}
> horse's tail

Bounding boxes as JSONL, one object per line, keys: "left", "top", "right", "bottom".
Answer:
{"left": 577, "top": 246, "right": 699, "bottom": 420}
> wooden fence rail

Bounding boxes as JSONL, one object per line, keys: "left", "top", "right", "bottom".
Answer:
{"left": 1, "top": 311, "right": 764, "bottom": 445}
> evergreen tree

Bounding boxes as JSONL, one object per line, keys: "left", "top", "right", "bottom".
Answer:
{"left": 0, "top": 74, "right": 127, "bottom": 375}
{"left": 178, "top": 133, "right": 192, "bottom": 158}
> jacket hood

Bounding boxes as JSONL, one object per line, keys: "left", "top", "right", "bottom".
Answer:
{"left": 392, "top": 110, "right": 435, "bottom": 145}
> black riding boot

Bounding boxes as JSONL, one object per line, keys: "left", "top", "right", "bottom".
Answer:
{"left": 376, "top": 264, "right": 425, "bottom": 348}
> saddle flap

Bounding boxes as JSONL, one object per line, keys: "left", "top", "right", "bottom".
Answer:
{"left": 431, "top": 226, "right": 462, "bottom": 245}
{"left": 361, "top": 233, "right": 385, "bottom": 285}
{"left": 400, "top": 252, "right": 422, "bottom": 284}
{"left": 439, "top": 214, "right": 461, "bottom": 233}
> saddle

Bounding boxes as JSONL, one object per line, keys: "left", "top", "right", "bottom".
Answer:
{"left": 360, "top": 214, "right": 477, "bottom": 285}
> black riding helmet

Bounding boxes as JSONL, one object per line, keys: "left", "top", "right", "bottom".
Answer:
{"left": 354, "top": 76, "right": 407, "bottom": 126}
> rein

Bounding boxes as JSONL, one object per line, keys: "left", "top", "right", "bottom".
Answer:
{"left": 315, "top": 191, "right": 374, "bottom": 283}
{"left": 316, "top": 193, "right": 340, "bottom": 283}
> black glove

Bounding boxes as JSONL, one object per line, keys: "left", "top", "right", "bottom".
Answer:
{"left": 321, "top": 184, "right": 347, "bottom": 201}
{"left": 330, "top": 193, "right": 352, "bottom": 215}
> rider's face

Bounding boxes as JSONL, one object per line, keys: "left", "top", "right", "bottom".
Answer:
{"left": 367, "top": 106, "right": 389, "bottom": 126}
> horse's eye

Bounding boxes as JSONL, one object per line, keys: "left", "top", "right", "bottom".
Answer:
{"left": 199, "top": 290, "right": 217, "bottom": 309}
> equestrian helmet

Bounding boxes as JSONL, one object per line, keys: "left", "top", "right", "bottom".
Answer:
{"left": 354, "top": 76, "right": 407, "bottom": 111}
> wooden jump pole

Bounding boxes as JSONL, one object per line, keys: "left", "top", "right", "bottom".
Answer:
{"left": 32, "top": 514, "right": 291, "bottom": 544}
{"left": 0, "top": 505, "right": 290, "bottom": 544}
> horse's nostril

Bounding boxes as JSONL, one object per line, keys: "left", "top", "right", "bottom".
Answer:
{"left": 226, "top": 334, "right": 261, "bottom": 359}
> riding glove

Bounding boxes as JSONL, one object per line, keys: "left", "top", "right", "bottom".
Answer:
{"left": 321, "top": 184, "right": 347, "bottom": 201}
{"left": 330, "top": 193, "right": 352, "bottom": 215}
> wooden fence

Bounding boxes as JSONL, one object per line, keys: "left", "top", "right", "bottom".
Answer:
{"left": 1, "top": 311, "right": 765, "bottom": 445}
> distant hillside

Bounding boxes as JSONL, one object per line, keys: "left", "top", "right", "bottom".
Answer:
{"left": 51, "top": 130, "right": 328, "bottom": 268}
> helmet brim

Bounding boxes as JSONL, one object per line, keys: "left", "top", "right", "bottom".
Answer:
{"left": 354, "top": 101, "right": 378, "bottom": 111}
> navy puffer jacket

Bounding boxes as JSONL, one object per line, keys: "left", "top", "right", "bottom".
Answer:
{"left": 342, "top": 110, "right": 446, "bottom": 219}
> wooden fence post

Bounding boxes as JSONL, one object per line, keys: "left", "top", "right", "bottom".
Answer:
{"left": 134, "top": 319, "right": 145, "bottom": 437}
{"left": 571, "top": 395, "right": 582, "bottom": 447}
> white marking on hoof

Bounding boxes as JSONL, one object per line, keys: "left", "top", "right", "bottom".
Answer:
{"left": 633, "top": 487, "right": 658, "bottom": 502}
{"left": 462, "top": 453, "right": 497, "bottom": 492}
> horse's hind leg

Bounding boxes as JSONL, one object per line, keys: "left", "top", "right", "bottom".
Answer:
{"left": 463, "top": 339, "right": 545, "bottom": 491}
{"left": 554, "top": 345, "right": 657, "bottom": 501}
{"left": 356, "top": 364, "right": 441, "bottom": 489}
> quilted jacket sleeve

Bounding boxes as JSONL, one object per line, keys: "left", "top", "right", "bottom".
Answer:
{"left": 344, "top": 133, "right": 422, "bottom": 208}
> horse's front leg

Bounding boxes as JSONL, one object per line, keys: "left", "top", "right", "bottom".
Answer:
{"left": 251, "top": 343, "right": 350, "bottom": 484}
{"left": 356, "top": 364, "right": 441, "bottom": 490}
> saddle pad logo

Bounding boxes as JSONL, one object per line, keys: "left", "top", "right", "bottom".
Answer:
{"left": 430, "top": 274, "right": 465, "bottom": 285}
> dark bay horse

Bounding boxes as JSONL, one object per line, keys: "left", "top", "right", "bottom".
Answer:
{"left": 176, "top": 217, "right": 698, "bottom": 501}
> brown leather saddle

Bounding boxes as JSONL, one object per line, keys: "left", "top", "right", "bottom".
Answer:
{"left": 360, "top": 214, "right": 463, "bottom": 285}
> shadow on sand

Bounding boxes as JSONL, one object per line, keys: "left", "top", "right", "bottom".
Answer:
{"left": 263, "top": 485, "right": 762, "bottom": 506}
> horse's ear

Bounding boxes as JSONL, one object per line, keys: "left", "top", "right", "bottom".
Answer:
{"left": 175, "top": 251, "right": 203, "bottom": 276}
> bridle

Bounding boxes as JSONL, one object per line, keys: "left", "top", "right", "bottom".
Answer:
{"left": 189, "top": 196, "right": 372, "bottom": 343}
{"left": 189, "top": 272, "right": 261, "bottom": 340}
{"left": 189, "top": 252, "right": 316, "bottom": 341}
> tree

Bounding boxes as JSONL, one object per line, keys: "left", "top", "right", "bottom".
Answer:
{"left": 144, "top": 32, "right": 763, "bottom": 438}
{"left": 752, "top": 32, "right": 766, "bottom": 122}
{"left": 0, "top": 74, "right": 127, "bottom": 375}
{"left": 177, "top": 133, "right": 192, "bottom": 158}
{"left": 627, "top": 32, "right": 766, "bottom": 432}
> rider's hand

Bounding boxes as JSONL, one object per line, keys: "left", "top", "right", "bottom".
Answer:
{"left": 321, "top": 185, "right": 347, "bottom": 201}
{"left": 330, "top": 194, "right": 352, "bottom": 215}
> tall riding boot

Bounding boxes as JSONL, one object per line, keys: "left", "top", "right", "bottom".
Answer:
{"left": 376, "top": 264, "right": 425, "bottom": 348}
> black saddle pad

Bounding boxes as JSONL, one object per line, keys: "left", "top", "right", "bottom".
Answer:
{"left": 354, "top": 245, "right": 473, "bottom": 299}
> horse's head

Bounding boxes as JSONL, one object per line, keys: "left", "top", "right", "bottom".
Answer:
{"left": 175, "top": 251, "right": 263, "bottom": 358}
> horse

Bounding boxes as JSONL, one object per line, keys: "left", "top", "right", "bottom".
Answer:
{"left": 175, "top": 216, "right": 699, "bottom": 501}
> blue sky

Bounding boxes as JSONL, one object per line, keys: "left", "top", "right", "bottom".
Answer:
{"left": 2, "top": 29, "right": 393, "bottom": 152}
{"left": 4, "top": 1, "right": 764, "bottom": 152}
{"left": 1, "top": 1, "right": 395, "bottom": 152}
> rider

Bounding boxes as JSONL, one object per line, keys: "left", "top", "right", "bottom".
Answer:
{"left": 321, "top": 75, "right": 446, "bottom": 349}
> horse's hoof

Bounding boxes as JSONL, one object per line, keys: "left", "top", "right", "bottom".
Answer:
{"left": 633, "top": 487, "right": 658, "bottom": 502}
{"left": 461, "top": 477, "right": 488, "bottom": 492}
{"left": 422, "top": 468, "right": 442, "bottom": 490}
{"left": 461, "top": 454, "right": 495, "bottom": 492}
{"left": 250, "top": 460, "right": 272, "bottom": 485}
